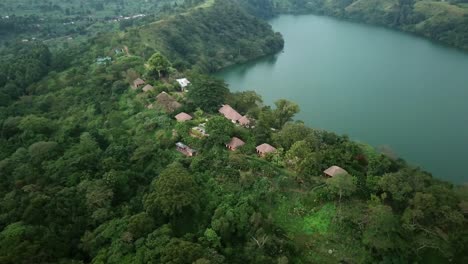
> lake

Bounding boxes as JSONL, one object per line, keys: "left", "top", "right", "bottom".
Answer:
{"left": 216, "top": 15, "right": 468, "bottom": 184}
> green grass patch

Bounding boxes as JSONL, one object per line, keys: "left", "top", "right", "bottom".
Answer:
{"left": 273, "top": 196, "right": 335, "bottom": 236}
{"left": 302, "top": 203, "right": 335, "bottom": 235}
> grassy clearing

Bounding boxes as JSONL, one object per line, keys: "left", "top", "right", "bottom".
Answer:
{"left": 303, "top": 203, "right": 335, "bottom": 235}
{"left": 273, "top": 195, "right": 336, "bottom": 236}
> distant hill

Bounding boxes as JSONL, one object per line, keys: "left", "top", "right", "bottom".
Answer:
{"left": 116, "top": 0, "right": 284, "bottom": 72}
{"left": 239, "top": 0, "right": 468, "bottom": 51}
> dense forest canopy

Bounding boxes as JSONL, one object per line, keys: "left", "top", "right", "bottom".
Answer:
{"left": 0, "top": 0, "right": 467, "bottom": 263}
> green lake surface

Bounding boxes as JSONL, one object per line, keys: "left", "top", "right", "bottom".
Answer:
{"left": 216, "top": 15, "right": 468, "bottom": 184}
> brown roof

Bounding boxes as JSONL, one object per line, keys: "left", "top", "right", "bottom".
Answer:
{"left": 133, "top": 78, "right": 145, "bottom": 88}
{"left": 156, "top": 92, "right": 182, "bottom": 113}
{"left": 142, "top": 84, "right": 154, "bottom": 92}
{"left": 238, "top": 115, "right": 250, "bottom": 126}
{"left": 226, "top": 137, "right": 245, "bottom": 149}
{"left": 323, "top": 166, "right": 348, "bottom": 177}
{"left": 256, "top": 143, "right": 276, "bottom": 154}
{"left": 219, "top": 104, "right": 242, "bottom": 122}
{"left": 175, "top": 112, "right": 192, "bottom": 122}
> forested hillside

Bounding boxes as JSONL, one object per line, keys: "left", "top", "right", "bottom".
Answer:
{"left": 0, "top": 0, "right": 186, "bottom": 48}
{"left": 240, "top": 0, "right": 468, "bottom": 51}
{"left": 118, "top": 0, "right": 284, "bottom": 72}
{"left": 0, "top": 0, "right": 467, "bottom": 263}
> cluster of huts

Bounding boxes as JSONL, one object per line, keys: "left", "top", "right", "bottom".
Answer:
{"left": 173, "top": 102, "right": 276, "bottom": 158}
{"left": 132, "top": 77, "right": 348, "bottom": 178}
{"left": 132, "top": 77, "right": 188, "bottom": 93}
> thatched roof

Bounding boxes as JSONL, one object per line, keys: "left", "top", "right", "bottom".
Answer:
{"left": 238, "top": 115, "right": 251, "bottom": 126}
{"left": 142, "top": 84, "right": 154, "bottom": 92}
{"left": 156, "top": 92, "right": 182, "bottom": 113}
{"left": 219, "top": 104, "right": 242, "bottom": 122}
{"left": 176, "top": 142, "right": 196, "bottom": 156}
{"left": 133, "top": 78, "right": 145, "bottom": 89}
{"left": 323, "top": 166, "right": 348, "bottom": 177}
{"left": 226, "top": 137, "right": 245, "bottom": 149}
{"left": 175, "top": 112, "right": 192, "bottom": 122}
{"left": 256, "top": 143, "right": 276, "bottom": 154}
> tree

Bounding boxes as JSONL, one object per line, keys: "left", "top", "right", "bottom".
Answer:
{"left": 273, "top": 99, "right": 300, "bottom": 128}
{"left": 326, "top": 173, "right": 357, "bottom": 204}
{"left": 203, "top": 228, "right": 221, "bottom": 248}
{"left": 252, "top": 107, "right": 275, "bottom": 144}
{"left": 362, "top": 198, "right": 402, "bottom": 252}
{"left": 127, "top": 213, "right": 155, "bottom": 239}
{"left": 18, "top": 115, "right": 55, "bottom": 136}
{"left": 147, "top": 52, "right": 171, "bottom": 79}
{"left": 285, "top": 140, "right": 321, "bottom": 178}
{"left": 111, "top": 80, "right": 128, "bottom": 95}
{"left": 144, "top": 163, "right": 199, "bottom": 217}
{"left": 205, "top": 116, "right": 235, "bottom": 147}
{"left": 80, "top": 180, "right": 114, "bottom": 223}
{"left": 160, "top": 238, "right": 204, "bottom": 264}
{"left": 28, "top": 141, "right": 59, "bottom": 166}
{"left": 273, "top": 122, "right": 314, "bottom": 150}
{"left": 228, "top": 91, "right": 262, "bottom": 114}
{"left": 0, "top": 222, "right": 46, "bottom": 264}
{"left": 187, "top": 75, "right": 229, "bottom": 112}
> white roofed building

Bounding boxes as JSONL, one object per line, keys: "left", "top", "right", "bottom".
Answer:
{"left": 176, "top": 78, "right": 191, "bottom": 91}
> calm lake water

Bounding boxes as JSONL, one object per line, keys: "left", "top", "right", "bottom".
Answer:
{"left": 216, "top": 15, "right": 468, "bottom": 184}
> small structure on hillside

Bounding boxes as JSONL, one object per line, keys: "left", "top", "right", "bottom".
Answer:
{"left": 96, "top": 56, "right": 112, "bottom": 65}
{"left": 133, "top": 78, "right": 145, "bottom": 90}
{"left": 176, "top": 78, "right": 191, "bottom": 91}
{"left": 190, "top": 123, "right": 210, "bottom": 138}
{"left": 191, "top": 124, "right": 209, "bottom": 138}
{"left": 238, "top": 115, "right": 251, "bottom": 127}
{"left": 142, "top": 84, "right": 154, "bottom": 92}
{"left": 176, "top": 142, "right": 197, "bottom": 157}
{"left": 155, "top": 92, "right": 182, "bottom": 113}
{"left": 219, "top": 104, "right": 242, "bottom": 123}
{"left": 114, "top": 48, "right": 124, "bottom": 55}
{"left": 226, "top": 137, "right": 245, "bottom": 151}
{"left": 323, "top": 166, "right": 348, "bottom": 177}
{"left": 256, "top": 143, "right": 276, "bottom": 157}
{"left": 175, "top": 112, "right": 193, "bottom": 122}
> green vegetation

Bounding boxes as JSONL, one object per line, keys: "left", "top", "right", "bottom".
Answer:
{"left": 303, "top": 203, "right": 335, "bottom": 234}
{"left": 0, "top": 0, "right": 467, "bottom": 263}
{"left": 119, "top": 0, "right": 284, "bottom": 71}
{"left": 0, "top": 0, "right": 193, "bottom": 48}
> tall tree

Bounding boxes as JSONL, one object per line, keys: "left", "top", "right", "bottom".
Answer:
{"left": 144, "top": 163, "right": 199, "bottom": 217}
{"left": 205, "top": 116, "right": 235, "bottom": 147}
{"left": 273, "top": 99, "right": 300, "bottom": 128}
{"left": 362, "top": 198, "right": 402, "bottom": 252}
{"left": 326, "top": 173, "right": 357, "bottom": 204}
{"left": 187, "top": 75, "right": 229, "bottom": 112}
{"left": 147, "top": 52, "right": 171, "bottom": 79}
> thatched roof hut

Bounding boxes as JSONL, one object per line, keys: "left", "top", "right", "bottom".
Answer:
{"left": 133, "top": 78, "right": 145, "bottom": 89}
{"left": 156, "top": 92, "right": 182, "bottom": 113}
{"left": 256, "top": 143, "right": 276, "bottom": 156}
{"left": 142, "top": 84, "right": 154, "bottom": 92}
{"left": 226, "top": 137, "right": 245, "bottom": 151}
{"left": 219, "top": 104, "right": 242, "bottom": 122}
{"left": 238, "top": 115, "right": 251, "bottom": 127}
{"left": 323, "top": 166, "right": 348, "bottom": 177}
{"left": 175, "top": 112, "right": 193, "bottom": 122}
